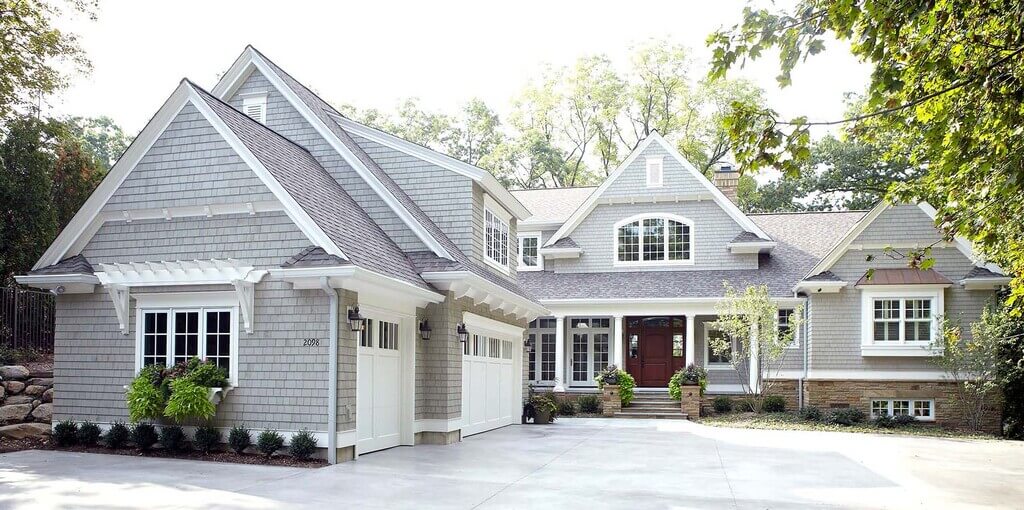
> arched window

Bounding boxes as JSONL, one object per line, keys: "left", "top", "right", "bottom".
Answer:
{"left": 614, "top": 214, "right": 694, "bottom": 265}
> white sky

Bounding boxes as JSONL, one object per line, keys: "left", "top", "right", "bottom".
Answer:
{"left": 53, "top": 0, "right": 870, "bottom": 142}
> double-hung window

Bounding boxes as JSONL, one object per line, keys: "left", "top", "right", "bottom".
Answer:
{"left": 484, "top": 207, "right": 510, "bottom": 270}
{"left": 615, "top": 214, "right": 693, "bottom": 266}
{"left": 860, "top": 288, "right": 943, "bottom": 356}
{"left": 139, "top": 307, "right": 236, "bottom": 383}
{"left": 518, "top": 234, "right": 542, "bottom": 271}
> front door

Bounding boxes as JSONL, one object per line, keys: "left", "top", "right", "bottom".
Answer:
{"left": 625, "top": 316, "right": 686, "bottom": 387}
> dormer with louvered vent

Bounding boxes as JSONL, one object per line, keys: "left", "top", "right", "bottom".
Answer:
{"left": 241, "top": 93, "right": 267, "bottom": 124}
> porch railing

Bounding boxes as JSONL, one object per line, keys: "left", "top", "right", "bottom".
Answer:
{"left": 0, "top": 286, "right": 55, "bottom": 351}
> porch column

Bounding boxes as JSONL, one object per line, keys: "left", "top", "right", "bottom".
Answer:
{"left": 612, "top": 315, "right": 624, "bottom": 368}
{"left": 748, "top": 323, "right": 760, "bottom": 393}
{"left": 553, "top": 316, "right": 566, "bottom": 392}
{"left": 685, "top": 315, "right": 695, "bottom": 367}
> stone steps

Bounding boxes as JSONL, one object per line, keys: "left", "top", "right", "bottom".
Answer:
{"left": 616, "top": 392, "right": 686, "bottom": 419}
{"left": 614, "top": 411, "right": 689, "bottom": 420}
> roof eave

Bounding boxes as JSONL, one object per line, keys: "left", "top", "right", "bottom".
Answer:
{"left": 421, "top": 271, "right": 548, "bottom": 320}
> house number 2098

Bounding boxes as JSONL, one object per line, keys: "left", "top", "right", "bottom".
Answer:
{"left": 303, "top": 338, "right": 321, "bottom": 347}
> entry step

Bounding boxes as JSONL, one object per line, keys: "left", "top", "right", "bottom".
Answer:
{"left": 614, "top": 411, "right": 689, "bottom": 420}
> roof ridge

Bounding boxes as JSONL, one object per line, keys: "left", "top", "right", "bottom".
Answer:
{"left": 747, "top": 210, "right": 868, "bottom": 216}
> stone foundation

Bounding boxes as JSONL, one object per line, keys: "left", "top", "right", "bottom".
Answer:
{"left": 678, "top": 384, "right": 701, "bottom": 418}
{"left": 601, "top": 385, "right": 621, "bottom": 417}
{"left": 0, "top": 366, "right": 53, "bottom": 440}
{"left": 764, "top": 379, "right": 799, "bottom": 412}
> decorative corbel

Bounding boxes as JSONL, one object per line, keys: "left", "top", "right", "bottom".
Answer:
{"left": 104, "top": 284, "right": 130, "bottom": 335}
{"left": 232, "top": 279, "right": 255, "bottom": 334}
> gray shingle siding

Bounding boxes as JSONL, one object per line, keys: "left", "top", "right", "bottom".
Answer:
{"left": 227, "top": 69, "right": 428, "bottom": 253}
{"left": 472, "top": 183, "right": 519, "bottom": 282}
{"left": 602, "top": 142, "right": 707, "bottom": 197}
{"left": 104, "top": 103, "right": 274, "bottom": 212}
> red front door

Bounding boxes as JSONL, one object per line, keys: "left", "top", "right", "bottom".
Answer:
{"left": 625, "top": 316, "right": 686, "bottom": 387}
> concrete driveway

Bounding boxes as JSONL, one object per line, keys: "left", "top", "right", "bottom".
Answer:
{"left": 1, "top": 418, "right": 1021, "bottom": 509}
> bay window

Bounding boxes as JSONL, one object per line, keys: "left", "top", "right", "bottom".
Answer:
{"left": 614, "top": 214, "right": 693, "bottom": 266}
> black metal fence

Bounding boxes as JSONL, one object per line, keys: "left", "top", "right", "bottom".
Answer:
{"left": 0, "top": 286, "right": 55, "bottom": 351}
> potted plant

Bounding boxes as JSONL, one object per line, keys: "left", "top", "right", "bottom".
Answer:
{"left": 125, "top": 357, "right": 230, "bottom": 423}
{"left": 531, "top": 394, "right": 558, "bottom": 424}
{"left": 669, "top": 364, "right": 708, "bottom": 399}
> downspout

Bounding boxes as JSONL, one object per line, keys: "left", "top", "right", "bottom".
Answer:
{"left": 798, "top": 292, "right": 810, "bottom": 409}
{"left": 320, "top": 277, "right": 339, "bottom": 464}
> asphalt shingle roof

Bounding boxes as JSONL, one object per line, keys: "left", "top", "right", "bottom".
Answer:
{"left": 281, "top": 246, "right": 350, "bottom": 268}
{"left": 963, "top": 266, "right": 1006, "bottom": 279}
{"left": 548, "top": 237, "right": 579, "bottom": 249}
{"left": 510, "top": 187, "right": 597, "bottom": 224}
{"left": 731, "top": 231, "right": 764, "bottom": 243}
{"left": 29, "top": 255, "right": 93, "bottom": 275}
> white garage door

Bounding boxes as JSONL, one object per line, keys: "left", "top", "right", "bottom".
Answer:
{"left": 462, "top": 334, "right": 517, "bottom": 436}
{"left": 357, "top": 319, "right": 402, "bottom": 454}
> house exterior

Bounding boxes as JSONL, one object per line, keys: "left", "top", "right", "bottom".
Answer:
{"left": 16, "top": 47, "right": 1008, "bottom": 458}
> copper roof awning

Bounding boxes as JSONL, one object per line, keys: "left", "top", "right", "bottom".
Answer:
{"left": 856, "top": 268, "right": 952, "bottom": 286}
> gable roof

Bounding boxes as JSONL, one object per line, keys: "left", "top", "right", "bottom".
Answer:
{"left": 211, "top": 46, "right": 455, "bottom": 260}
{"left": 543, "top": 132, "right": 771, "bottom": 247}
{"left": 29, "top": 255, "right": 93, "bottom": 275}
{"left": 511, "top": 187, "right": 597, "bottom": 226}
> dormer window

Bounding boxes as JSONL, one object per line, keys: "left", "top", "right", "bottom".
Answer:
{"left": 614, "top": 214, "right": 693, "bottom": 266}
{"left": 242, "top": 94, "right": 267, "bottom": 124}
{"left": 646, "top": 157, "right": 663, "bottom": 187}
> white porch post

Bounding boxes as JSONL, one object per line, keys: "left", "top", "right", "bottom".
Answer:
{"left": 554, "top": 316, "right": 566, "bottom": 392}
{"left": 685, "top": 314, "right": 695, "bottom": 367}
{"left": 748, "top": 323, "right": 760, "bottom": 393}
{"left": 612, "top": 315, "right": 624, "bottom": 368}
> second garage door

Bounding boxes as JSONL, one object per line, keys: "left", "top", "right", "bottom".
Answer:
{"left": 462, "top": 334, "right": 517, "bottom": 436}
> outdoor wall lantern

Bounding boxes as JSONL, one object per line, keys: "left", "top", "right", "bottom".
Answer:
{"left": 348, "top": 306, "right": 365, "bottom": 332}
{"left": 419, "top": 320, "right": 432, "bottom": 341}
{"left": 456, "top": 322, "right": 470, "bottom": 343}
{"left": 525, "top": 336, "right": 535, "bottom": 354}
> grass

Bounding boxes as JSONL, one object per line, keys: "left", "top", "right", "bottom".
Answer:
{"left": 700, "top": 411, "right": 999, "bottom": 440}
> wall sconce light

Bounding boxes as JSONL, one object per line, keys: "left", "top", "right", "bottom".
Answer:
{"left": 456, "top": 322, "right": 469, "bottom": 343}
{"left": 419, "top": 320, "right": 432, "bottom": 341}
{"left": 525, "top": 336, "right": 535, "bottom": 354}
{"left": 348, "top": 306, "right": 365, "bottom": 332}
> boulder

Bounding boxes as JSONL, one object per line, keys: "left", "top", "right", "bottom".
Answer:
{"left": 31, "top": 403, "right": 52, "bottom": 421}
{"left": 0, "top": 384, "right": 5, "bottom": 400}
{"left": 26, "top": 378, "right": 53, "bottom": 387}
{"left": 0, "top": 422, "right": 51, "bottom": 440}
{"left": 41, "top": 388, "right": 53, "bottom": 403}
{"left": 23, "top": 385, "right": 46, "bottom": 397}
{"left": 0, "top": 366, "right": 29, "bottom": 380}
{"left": 0, "top": 403, "right": 33, "bottom": 422}
{"left": 3, "top": 381, "right": 25, "bottom": 394}
{"left": 3, "top": 395, "right": 33, "bottom": 405}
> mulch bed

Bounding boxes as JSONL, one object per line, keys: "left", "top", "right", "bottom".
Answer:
{"left": 0, "top": 437, "right": 327, "bottom": 468}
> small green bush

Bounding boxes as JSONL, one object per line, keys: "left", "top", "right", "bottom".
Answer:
{"left": 76, "top": 422, "right": 102, "bottom": 447}
{"left": 159, "top": 426, "right": 188, "bottom": 452}
{"left": 289, "top": 429, "right": 318, "bottom": 460}
{"left": 256, "top": 430, "right": 284, "bottom": 458}
{"left": 228, "top": 425, "right": 252, "bottom": 454}
{"left": 0, "top": 346, "right": 43, "bottom": 366}
{"left": 193, "top": 426, "right": 221, "bottom": 454}
{"left": 826, "top": 408, "right": 866, "bottom": 426}
{"left": 893, "top": 414, "right": 917, "bottom": 427}
{"left": 799, "top": 406, "right": 823, "bottom": 421}
{"left": 713, "top": 396, "right": 733, "bottom": 413}
{"left": 595, "top": 365, "right": 636, "bottom": 406}
{"left": 131, "top": 423, "right": 159, "bottom": 451}
{"left": 558, "top": 400, "right": 577, "bottom": 416}
{"left": 163, "top": 378, "right": 216, "bottom": 422}
{"left": 873, "top": 414, "right": 896, "bottom": 429}
{"left": 105, "top": 422, "right": 130, "bottom": 448}
{"left": 762, "top": 395, "right": 786, "bottom": 413}
{"left": 53, "top": 420, "right": 78, "bottom": 447}
{"left": 126, "top": 366, "right": 166, "bottom": 422}
{"left": 577, "top": 394, "right": 601, "bottom": 414}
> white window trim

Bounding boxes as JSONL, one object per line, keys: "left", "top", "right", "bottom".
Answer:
{"left": 646, "top": 157, "right": 664, "bottom": 187}
{"left": 613, "top": 213, "right": 695, "bottom": 267}
{"left": 704, "top": 326, "right": 737, "bottom": 370}
{"left": 527, "top": 320, "right": 557, "bottom": 383}
{"left": 241, "top": 93, "right": 268, "bottom": 124}
{"left": 859, "top": 286, "right": 944, "bottom": 357}
{"left": 483, "top": 193, "right": 512, "bottom": 274}
{"left": 134, "top": 294, "right": 240, "bottom": 387}
{"left": 518, "top": 232, "right": 543, "bottom": 271}
{"left": 780, "top": 308, "right": 800, "bottom": 349}
{"left": 869, "top": 398, "right": 936, "bottom": 422}
{"left": 568, "top": 318, "right": 612, "bottom": 386}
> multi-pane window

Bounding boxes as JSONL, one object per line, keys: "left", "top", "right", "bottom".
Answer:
{"left": 872, "top": 298, "right": 933, "bottom": 343}
{"left": 519, "top": 235, "right": 540, "bottom": 269}
{"left": 485, "top": 208, "right": 509, "bottom": 267}
{"left": 892, "top": 400, "right": 910, "bottom": 416}
{"left": 778, "top": 309, "right": 797, "bottom": 346}
{"left": 527, "top": 333, "right": 537, "bottom": 380}
{"left": 593, "top": 333, "right": 609, "bottom": 375}
{"left": 913, "top": 400, "right": 933, "bottom": 418}
{"left": 541, "top": 333, "right": 555, "bottom": 380}
{"left": 377, "top": 321, "right": 398, "bottom": 350}
{"left": 870, "top": 398, "right": 935, "bottom": 420}
{"left": 706, "top": 329, "right": 733, "bottom": 366}
{"left": 528, "top": 318, "right": 559, "bottom": 382}
{"left": 616, "top": 215, "right": 692, "bottom": 264}
{"left": 140, "top": 307, "right": 234, "bottom": 379}
{"left": 473, "top": 334, "right": 486, "bottom": 356}
{"left": 568, "top": 317, "right": 612, "bottom": 384}
{"left": 572, "top": 333, "right": 589, "bottom": 382}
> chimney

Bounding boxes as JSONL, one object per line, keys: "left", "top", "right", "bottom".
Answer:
{"left": 712, "top": 162, "right": 740, "bottom": 202}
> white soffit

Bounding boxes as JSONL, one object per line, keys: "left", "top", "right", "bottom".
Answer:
{"left": 421, "top": 271, "right": 548, "bottom": 321}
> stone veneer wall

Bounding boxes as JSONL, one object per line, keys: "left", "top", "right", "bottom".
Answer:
{"left": 0, "top": 366, "right": 54, "bottom": 436}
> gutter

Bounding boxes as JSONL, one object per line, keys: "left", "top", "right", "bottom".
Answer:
{"left": 320, "top": 277, "right": 339, "bottom": 464}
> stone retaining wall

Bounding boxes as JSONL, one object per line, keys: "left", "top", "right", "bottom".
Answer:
{"left": 0, "top": 365, "right": 54, "bottom": 439}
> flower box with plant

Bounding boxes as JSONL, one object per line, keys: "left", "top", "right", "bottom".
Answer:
{"left": 530, "top": 394, "right": 558, "bottom": 424}
{"left": 669, "top": 364, "right": 708, "bottom": 400}
{"left": 125, "top": 357, "right": 230, "bottom": 423}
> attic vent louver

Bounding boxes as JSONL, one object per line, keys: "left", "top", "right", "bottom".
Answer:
{"left": 242, "top": 94, "right": 267, "bottom": 124}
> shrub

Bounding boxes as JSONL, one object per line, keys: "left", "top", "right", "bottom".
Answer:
{"left": 105, "top": 422, "right": 130, "bottom": 449}
{"left": 0, "top": 345, "right": 43, "bottom": 366}
{"left": 185, "top": 362, "right": 228, "bottom": 388}
{"left": 53, "top": 420, "right": 78, "bottom": 447}
{"left": 126, "top": 366, "right": 166, "bottom": 423}
{"left": 670, "top": 364, "right": 709, "bottom": 400}
{"left": 713, "top": 396, "right": 733, "bottom": 413}
{"left": 131, "top": 423, "right": 159, "bottom": 451}
{"left": 799, "top": 406, "right": 823, "bottom": 421}
{"left": 76, "top": 421, "right": 102, "bottom": 447}
{"left": 873, "top": 415, "right": 896, "bottom": 429}
{"left": 558, "top": 400, "right": 577, "bottom": 416}
{"left": 762, "top": 395, "right": 787, "bottom": 413}
{"left": 893, "top": 414, "right": 917, "bottom": 427}
{"left": 228, "top": 425, "right": 252, "bottom": 454}
{"left": 163, "top": 378, "right": 216, "bottom": 422}
{"left": 595, "top": 365, "right": 635, "bottom": 406}
{"left": 289, "top": 429, "right": 318, "bottom": 460}
{"left": 193, "top": 426, "right": 221, "bottom": 454}
{"left": 577, "top": 394, "right": 601, "bottom": 414}
{"left": 826, "top": 408, "right": 866, "bottom": 426}
{"left": 159, "top": 426, "right": 188, "bottom": 452}
{"left": 256, "top": 430, "right": 285, "bottom": 458}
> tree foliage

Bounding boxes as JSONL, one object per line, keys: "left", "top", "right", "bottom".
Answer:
{"left": 708, "top": 0, "right": 1024, "bottom": 313}
{"left": 934, "top": 306, "right": 1008, "bottom": 432}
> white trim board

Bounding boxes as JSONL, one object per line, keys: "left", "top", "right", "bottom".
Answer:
{"left": 210, "top": 46, "right": 453, "bottom": 260}
{"left": 31, "top": 81, "right": 347, "bottom": 270}
{"left": 544, "top": 132, "right": 771, "bottom": 247}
